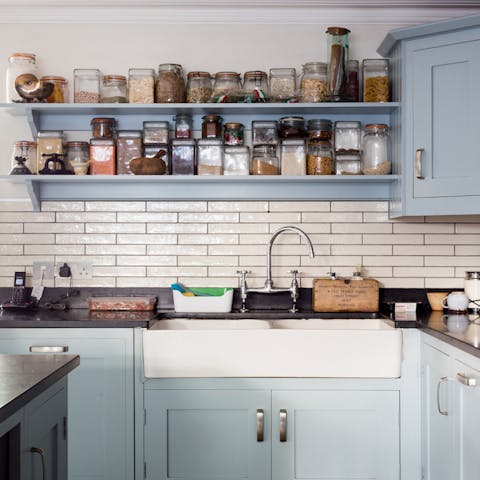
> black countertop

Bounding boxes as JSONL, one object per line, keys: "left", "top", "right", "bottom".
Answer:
{"left": 0, "top": 354, "right": 80, "bottom": 423}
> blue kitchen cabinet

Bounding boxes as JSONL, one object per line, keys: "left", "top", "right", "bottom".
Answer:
{"left": 0, "top": 329, "right": 134, "bottom": 480}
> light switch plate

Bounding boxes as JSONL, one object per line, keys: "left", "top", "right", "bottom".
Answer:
{"left": 32, "top": 261, "right": 54, "bottom": 281}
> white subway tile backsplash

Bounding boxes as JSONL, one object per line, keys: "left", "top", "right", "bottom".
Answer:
{"left": 117, "top": 277, "right": 176, "bottom": 287}
{"left": 147, "top": 201, "right": 207, "bottom": 212}
{"left": 0, "top": 212, "right": 54, "bottom": 223}
{"left": 179, "top": 234, "right": 238, "bottom": 245}
{"left": 147, "top": 266, "right": 208, "bottom": 277}
{"left": 86, "top": 223, "right": 145, "bottom": 234}
{"left": 393, "top": 223, "right": 454, "bottom": 234}
{"left": 393, "top": 267, "right": 454, "bottom": 277}
{"left": 180, "top": 212, "right": 239, "bottom": 223}
{"left": 363, "top": 234, "right": 424, "bottom": 244}
{"left": 269, "top": 201, "right": 330, "bottom": 212}
{"left": 363, "top": 255, "right": 424, "bottom": 266}
{"left": 148, "top": 223, "right": 207, "bottom": 234}
{"left": 301, "top": 255, "right": 362, "bottom": 267}
{"left": 302, "top": 212, "right": 363, "bottom": 223}
{"left": 381, "top": 278, "right": 426, "bottom": 288}
{"left": 86, "top": 201, "right": 145, "bottom": 212}
{"left": 209, "top": 223, "right": 268, "bottom": 234}
{"left": 55, "top": 255, "right": 115, "bottom": 266}
{"left": 455, "top": 224, "right": 480, "bottom": 233}
{"left": 86, "top": 245, "right": 146, "bottom": 255}
{"left": 0, "top": 255, "right": 54, "bottom": 265}
{"left": 178, "top": 256, "right": 238, "bottom": 266}
{"left": 0, "top": 245, "right": 23, "bottom": 255}
{"left": 425, "top": 277, "right": 464, "bottom": 289}
{"left": 56, "top": 212, "right": 116, "bottom": 223}
{"left": 425, "top": 234, "right": 480, "bottom": 244}
{"left": 0, "top": 234, "right": 53, "bottom": 244}
{"left": 117, "top": 256, "right": 176, "bottom": 266}
{"left": 209, "top": 202, "right": 268, "bottom": 212}
{"left": 148, "top": 245, "right": 207, "bottom": 256}
{"left": 393, "top": 245, "right": 454, "bottom": 256}
{"left": 239, "top": 255, "right": 301, "bottom": 267}
{"left": 240, "top": 212, "right": 301, "bottom": 223}
{"left": 26, "top": 245, "right": 84, "bottom": 255}
{"left": 332, "top": 223, "right": 392, "bottom": 234}
{"left": 56, "top": 234, "right": 116, "bottom": 244}
{"left": 455, "top": 245, "right": 480, "bottom": 255}
{"left": 332, "top": 245, "right": 393, "bottom": 255}
{"left": 0, "top": 223, "right": 23, "bottom": 233}
{"left": 117, "top": 234, "right": 177, "bottom": 245}
{"left": 117, "top": 212, "right": 177, "bottom": 223}
{"left": 309, "top": 234, "right": 362, "bottom": 245}
{"left": 25, "top": 223, "right": 84, "bottom": 234}
{"left": 425, "top": 256, "right": 480, "bottom": 266}
{"left": 269, "top": 223, "right": 331, "bottom": 234}
{"left": 239, "top": 234, "right": 300, "bottom": 245}
{"left": 0, "top": 200, "right": 32, "bottom": 211}
{"left": 331, "top": 201, "right": 388, "bottom": 212}
{"left": 94, "top": 266, "right": 146, "bottom": 277}
{"left": 42, "top": 201, "right": 84, "bottom": 212}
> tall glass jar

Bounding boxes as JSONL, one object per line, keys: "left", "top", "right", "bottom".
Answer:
{"left": 116, "top": 131, "right": 142, "bottom": 175}
{"left": 186, "top": 71, "right": 212, "bottom": 103}
{"left": 90, "top": 139, "right": 116, "bottom": 175}
{"left": 197, "top": 139, "right": 224, "bottom": 175}
{"left": 41, "top": 76, "right": 67, "bottom": 103}
{"left": 171, "top": 139, "right": 196, "bottom": 175}
{"left": 326, "top": 27, "right": 350, "bottom": 101}
{"left": 300, "top": 62, "right": 329, "bottom": 102}
{"left": 101, "top": 75, "right": 127, "bottom": 103}
{"left": 128, "top": 68, "right": 155, "bottom": 103}
{"left": 6, "top": 53, "right": 37, "bottom": 103}
{"left": 224, "top": 146, "right": 250, "bottom": 175}
{"left": 280, "top": 140, "right": 306, "bottom": 175}
{"left": 307, "top": 140, "right": 333, "bottom": 175}
{"left": 346, "top": 59, "right": 359, "bottom": 102}
{"left": 251, "top": 145, "right": 279, "bottom": 175}
{"left": 269, "top": 68, "right": 296, "bottom": 102}
{"left": 243, "top": 71, "right": 269, "bottom": 102}
{"left": 37, "top": 131, "right": 64, "bottom": 173}
{"left": 361, "top": 124, "right": 391, "bottom": 175}
{"left": 66, "top": 141, "right": 90, "bottom": 175}
{"left": 211, "top": 72, "right": 241, "bottom": 102}
{"left": 362, "top": 59, "right": 389, "bottom": 102}
{"left": 155, "top": 64, "right": 186, "bottom": 103}
{"left": 74, "top": 68, "right": 101, "bottom": 103}
{"left": 11, "top": 141, "right": 37, "bottom": 174}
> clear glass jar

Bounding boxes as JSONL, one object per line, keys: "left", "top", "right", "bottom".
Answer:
{"left": 90, "top": 138, "right": 116, "bottom": 175}
{"left": 361, "top": 124, "right": 391, "bottom": 174}
{"left": 143, "top": 121, "right": 170, "bottom": 144}
{"left": 116, "top": 131, "right": 142, "bottom": 175}
{"left": 211, "top": 72, "right": 241, "bottom": 102}
{"left": 101, "top": 75, "right": 127, "bottom": 103}
{"left": 197, "top": 139, "right": 224, "bottom": 175}
{"left": 307, "top": 140, "right": 333, "bottom": 175}
{"left": 171, "top": 139, "right": 196, "bottom": 175}
{"left": 269, "top": 68, "right": 296, "bottom": 102}
{"left": 6, "top": 53, "right": 37, "bottom": 103}
{"left": 224, "top": 122, "right": 244, "bottom": 146}
{"left": 326, "top": 26, "right": 350, "bottom": 101}
{"left": 11, "top": 141, "right": 37, "bottom": 174}
{"left": 307, "top": 119, "right": 332, "bottom": 142}
{"left": 281, "top": 139, "right": 306, "bottom": 176}
{"left": 346, "top": 59, "right": 359, "bottom": 102}
{"left": 251, "top": 145, "right": 279, "bottom": 175}
{"left": 128, "top": 68, "right": 155, "bottom": 103}
{"left": 202, "top": 114, "right": 223, "bottom": 139}
{"left": 174, "top": 114, "right": 193, "bottom": 139}
{"left": 186, "top": 71, "right": 212, "bottom": 103}
{"left": 155, "top": 64, "right": 186, "bottom": 103}
{"left": 335, "top": 152, "right": 361, "bottom": 175}
{"left": 66, "top": 141, "right": 90, "bottom": 175}
{"left": 74, "top": 68, "right": 101, "bottom": 103}
{"left": 224, "top": 146, "right": 250, "bottom": 175}
{"left": 252, "top": 121, "right": 279, "bottom": 146}
{"left": 91, "top": 117, "right": 116, "bottom": 139}
{"left": 334, "top": 121, "right": 361, "bottom": 153}
{"left": 362, "top": 59, "right": 389, "bottom": 102}
{"left": 300, "top": 62, "right": 329, "bottom": 102}
{"left": 41, "top": 76, "right": 67, "bottom": 103}
{"left": 279, "top": 116, "right": 305, "bottom": 139}
{"left": 143, "top": 145, "right": 169, "bottom": 174}
{"left": 37, "top": 131, "right": 64, "bottom": 173}
{"left": 243, "top": 71, "right": 269, "bottom": 102}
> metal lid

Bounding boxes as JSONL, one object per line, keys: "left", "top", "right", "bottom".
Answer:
{"left": 466, "top": 271, "right": 480, "bottom": 279}
{"left": 252, "top": 121, "right": 278, "bottom": 128}
{"left": 197, "top": 139, "right": 223, "bottom": 146}
{"left": 214, "top": 71, "right": 240, "bottom": 79}
{"left": 37, "top": 130, "right": 63, "bottom": 138}
{"left": 9, "top": 52, "right": 36, "bottom": 61}
{"left": 307, "top": 119, "right": 332, "bottom": 130}
{"left": 14, "top": 140, "right": 37, "bottom": 147}
{"left": 117, "top": 130, "right": 142, "bottom": 138}
{"left": 334, "top": 121, "right": 361, "bottom": 129}
{"left": 281, "top": 139, "right": 305, "bottom": 146}
{"left": 91, "top": 117, "right": 116, "bottom": 125}
{"left": 171, "top": 139, "right": 196, "bottom": 146}
{"left": 66, "top": 141, "right": 89, "bottom": 147}
{"left": 326, "top": 26, "right": 351, "bottom": 35}
{"left": 187, "top": 71, "right": 211, "bottom": 78}
{"left": 143, "top": 121, "right": 169, "bottom": 128}
{"left": 202, "top": 114, "right": 222, "bottom": 121}
{"left": 244, "top": 70, "right": 267, "bottom": 79}
{"left": 90, "top": 138, "right": 115, "bottom": 145}
{"left": 40, "top": 76, "right": 67, "bottom": 84}
{"left": 103, "top": 75, "right": 126, "bottom": 83}
{"left": 364, "top": 123, "right": 389, "bottom": 132}
{"left": 279, "top": 116, "right": 305, "bottom": 126}
{"left": 225, "top": 122, "right": 243, "bottom": 128}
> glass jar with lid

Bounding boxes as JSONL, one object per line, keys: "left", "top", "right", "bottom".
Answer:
{"left": 186, "top": 71, "right": 212, "bottom": 103}
{"left": 197, "top": 139, "right": 224, "bottom": 175}
{"left": 116, "top": 131, "right": 142, "bottom": 175}
{"left": 41, "top": 76, "right": 67, "bottom": 103}
{"left": 362, "top": 59, "right": 389, "bottom": 102}
{"left": 346, "top": 60, "right": 359, "bottom": 102}
{"left": 211, "top": 72, "right": 241, "bottom": 102}
{"left": 224, "top": 122, "right": 244, "bottom": 146}
{"left": 91, "top": 117, "right": 116, "bottom": 139}
{"left": 128, "top": 68, "right": 155, "bottom": 103}
{"left": 37, "top": 131, "right": 64, "bottom": 173}
{"left": 281, "top": 140, "right": 306, "bottom": 176}
{"left": 171, "top": 139, "right": 196, "bottom": 175}
{"left": 74, "top": 68, "right": 101, "bottom": 103}
{"left": 224, "top": 146, "right": 250, "bottom": 175}
{"left": 307, "top": 119, "right": 332, "bottom": 142}
{"left": 326, "top": 26, "right": 350, "bottom": 101}
{"left": 202, "top": 114, "right": 223, "bottom": 139}
{"left": 66, "top": 141, "right": 90, "bottom": 175}
{"left": 279, "top": 116, "right": 305, "bottom": 139}
{"left": 334, "top": 121, "right": 361, "bottom": 153}
{"left": 243, "top": 71, "right": 269, "bottom": 102}
{"left": 101, "top": 75, "right": 127, "bottom": 103}
{"left": 307, "top": 140, "right": 333, "bottom": 175}
{"left": 10, "top": 141, "right": 37, "bottom": 174}
{"left": 335, "top": 152, "right": 361, "bottom": 175}
{"left": 251, "top": 145, "right": 280, "bottom": 175}
{"left": 361, "top": 124, "right": 391, "bottom": 174}
{"left": 6, "top": 53, "right": 37, "bottom": 103}
{"left": 90, "top": 138, "right": 116, "bottom": 175}
{"left": 269, "top": 68, "right": 296, "bottom": 102}
{"left": 144, "top": 145, "right": 170, "bottom": 174}
{"left": 175, "top": 114, "right": 193, "bottom": 139}
{"left": 252, "top": 121, "right": 279, "bottom": 146}
{"left": 155, "top": 64, "right": 186, "bottom": 103}
{"left": 300, "top": 62, "right": 329, "bottom": 102}
{"left": 143, "top": 121, "right": 169, "bottom": 144}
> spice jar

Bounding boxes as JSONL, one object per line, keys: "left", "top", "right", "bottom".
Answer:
{"left": 362, "top": 59, "right": 389, "bottom": 102}
{"left": 128, "top": 68, "right": 154, "bottom": 103}
{"left": 243, "top": 71, "right": 269, "bottom": 102}
{"left": 300, "top": 62, "right": 329, "bottom": 102}
{"left": 279, "top": 116, "right": 305, "bottom": 139}
{"left": 66, "top": 141, "right": 90, "bottom": 175}
{"left": 307, "top": 140, "right": 333, "bottom": 175}
{"left": 334, "top": 121, "right": 361, "bottom": 153}
{"left": 361, "top": 124, "right": 391, "bottom": 175}
{"left": 335, "top": 152, "right": 361, "bottom": 175}
{"left": 90, "top": 138, "right": 116, "bottom": 175}
{"left": 144, "top": 145, "right": 170, "bottom": 174}
{"left": 143, "top": 121, "right": 169, "bottom": 144}
{"left": 224, "top": 122, "right": 244, "bottom": 146}
{"left": 269, "top": 68, "right": 296, "bottom": 102}
{"left": 171, "top": 139, "right": 196, "bottom": 175}
{"left": 41, "top": 76, "right": 67, "bottom": 103}
{"left": 6, "top": 53, "right": 37, "bottom": 103}
{"left": 281, "top": 140, "right": 306, "bottom": 176}
{"left": 251, "top": 145, "right": 279, "bottom": 175}
{"left": 155, "top": 64, "right": 186, "bottom": 103}
{"left": 307, "top": 119, "right": 332, "bottom": 142}
{"left": 186, "top": 71, "right": 212, "bottom": 103}
{"left": 252, "top": 121, "right": 279, "bottom": 146}
{"left": 11, "top": 141, "right": 37, "bottom": 174}
{"left": 116, "top": 131, "right": 142, "bottom": 175}
{"left": 175, "top": 114, "right": 193, "bottom": 139}
{"left": 326, "top": 27, "right": 350, "bottom": 101}
{"left": 37, "top": 131, "right": 64, "bottom": 173}
{"left": 346, "top": 60, "right": 359, "bottom": 102}
{"left": 74, "top": 69, "right": 101, "bottom": 103}
{"left": 224, "top": 146, "right": 250, "bottom": 175}
{"left": 211, "top": 72, "right": 241, "bottom": 102}
{"left": 197, "top": 139, "right": 224, "bottom": 175}
{"left": 101, "top": 75, "right": 127, "bottom": 103}
{"left": 202, "top": 114, "right": 223, "bottom": 139}
{"left": 91, "top": 117, "right": 116, "bottom": 139}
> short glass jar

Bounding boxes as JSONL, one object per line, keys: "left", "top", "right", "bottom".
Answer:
{"left": 116, "top": 131, "right": 142, "bottom": 175}
{"left": 197, "top": 139, "right": 224, "bottom": 175}
{"left": 202, "top": 114, "right": 223, "bottom": 139}
{"left": 74, "top": 68, "right": 101, "bottom": 103}
{"left": 279, "top": 116, "right": 305, "bottom": 139}
{"left": 280, "top": 139, "right": 306, "bottom": 176}
{"left": 101, "top": 75, "right": 127, "bottom": 103}
{"left": 186, "top": 71, "right": 212, "bottom": 103}
{"left": 251, "top": 145, "right": 280, "bottom": 175}
{"left": 91, "top": 117, "right": 116, "bottom": 139}
{"left": 346, "top": 59, "right": 359, "bottom": 102}
{"left": 300, "top": 62, "right": 329, "bottom": 103}
{"left": 307, "top": 140, "right": 333, "bottom": 175}
{"left": 11, "top": 141, "right": 37, "bottom": 174}
{"left": 224, "top": 146, "right": 250, "bottom": 175}
{"left": 41, "top": 76, "right": 67, "bottom": 103}
{"left": 361, "top": 123, "right": 391, "bottom": 174}
{"left": 128, "top": 68, "right": 155, "bottom": 104}
{"left": 155, "top": 63, "right": 186, "bottom": 103}
{"left": 66, "top": 141, "right": 90, "bottom": 175}
{"left": 252, "top": 121, "right": 279, "bottom": 146}
{"left": 37, "top": 131, "right": 64, "bottom": 174}
{"left": 335, "top": 152, "right": 362, "bottom": 175}
{"left": 175, "top": 114, "right": 193, "bottom": 139}
{"left": 143, "top": 121, "right": 169, "bottom": 144}
{"left": 334, "top": 121, "right": 361, "bottom": 153}
{"left": 90, "top": 138, "right": 116, "bottom": 175}
{"left": 6, "top": 53, "right": 37, "bottom": 103}
{"left": 269, "top": 68, "right": 296, "bottom": 102}
{"left": 307, "top": 119, "right": 332, "bottom": 142}
{"left": 171, "top": 139, "right": 196, "bottom": 175}
{"left": 224, "top": 122, "right": 244, "bottom": 146}
{"left": 243, "top": 71, "right": 269, "bottom": 102}
{"left": 211, "top": 72, "right": 241, "bottom": 102}
{"left": 362, "top": 59, "right": 389, "bottom": 102}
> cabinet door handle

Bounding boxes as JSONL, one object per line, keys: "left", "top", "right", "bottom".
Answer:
{"left": 415, "top": 148, "right": 425, "bottom": 179}
{"left": 437, "top": 376, "right": 449, "bottom": 416}
{"left": 256, "top": 409, "right": 264, "bottom": 442}
{"left": 30, "top": 447, "right": 46, "bottom": 480}
{"left": 457, "top": 372, "right": 477, "bottom": 387}
{"left": 279, "top": 409, "right": 287, "bottom": 442}
{"left": 29, "top": 345, "right": 69, "bottom": 353}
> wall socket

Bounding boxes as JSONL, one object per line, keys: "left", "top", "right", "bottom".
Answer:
{"left": 33, "top": 261, "right": 55, "bottom": 281}
{"left": 55, "top": 261, "right": 92, "bottom": 279}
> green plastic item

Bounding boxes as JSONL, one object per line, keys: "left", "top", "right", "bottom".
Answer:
{"left": 187, "top": 287, "right": 232, "bottom": 297}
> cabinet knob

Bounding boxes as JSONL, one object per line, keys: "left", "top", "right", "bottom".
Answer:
{"left": 415, "top": 148, "right": 425, "bottom": 179}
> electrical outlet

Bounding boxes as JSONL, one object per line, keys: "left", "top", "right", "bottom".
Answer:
{"left": 32, "top": 261, "right": 54, "bottom": 280}
{"left": 70, "top": 261, "right": 93, "bottom": 279}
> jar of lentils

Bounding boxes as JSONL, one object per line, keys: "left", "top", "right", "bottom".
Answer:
{"left": 74, "top": 69, "right": 101, "bottom": 103}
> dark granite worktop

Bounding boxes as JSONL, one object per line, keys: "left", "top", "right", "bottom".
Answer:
{"left": 0, "top": 354, "right": 79, "bottom": 423}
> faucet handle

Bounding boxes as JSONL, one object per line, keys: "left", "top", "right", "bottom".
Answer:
{"left": 236, "top": 270, "right": 251, "bottom": 277}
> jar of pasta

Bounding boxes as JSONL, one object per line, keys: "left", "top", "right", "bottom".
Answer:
{"left": 41, "top": 76, "right": 67, "bottom": 103}
{"left": 300, "top": 62, "right": 329, "bottom": 102}
{"left": 362, "top": 59, "right": 389, "bottom": 102}
{"left": 37, "top": 131, "right": 64, "bottom": 173}
{"left": 6, "top": 53, "right": 37, "bottom": 103}
{"left": 128, "top": 68, "right": 155, "bottom": 103}
{"left": 186, "top": 71, "right": 212, "bottom": 103}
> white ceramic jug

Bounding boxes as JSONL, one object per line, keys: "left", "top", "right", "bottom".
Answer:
{"left": 442, "top": 291, "right": 469, "bottom": 312}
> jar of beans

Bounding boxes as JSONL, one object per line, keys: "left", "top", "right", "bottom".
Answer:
{"left": 74, "top": 68, "right": 101, "bottom": 103}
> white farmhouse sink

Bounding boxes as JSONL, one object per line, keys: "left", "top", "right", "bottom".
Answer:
{"left": 143, "top": 318, "right": 402, "bottom": 379}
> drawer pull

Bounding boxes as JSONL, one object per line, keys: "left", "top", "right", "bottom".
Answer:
{"left": 29, "top": 346, "right": 69, "bottom": 353}
{"left": 415, "top": 148, "right": 425, "bottom": 179}
{"left": 279, "top": 409, "right": 287, "bottom": 442}
{"left": 457, "top": 372, "right": 477, "bottom": 387}
{"left": 437, "top": 376, "right": 449, "bottom": 416}
{"left": 30, "top": 447, "right": 46, "bottom": 480}
{"left": 256, "top": 409, "right": 264, "bottom": 442}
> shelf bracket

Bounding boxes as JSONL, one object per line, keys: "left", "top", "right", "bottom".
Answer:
{"left": 25, "top": 178, "right": 41, "bottom": 211}
{"left": 25, "top": 106, "right": 40, "bottom": 137}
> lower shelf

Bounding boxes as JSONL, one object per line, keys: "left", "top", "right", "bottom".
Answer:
{"left": 1, "top": 175, "right": 399, "bottom": 210}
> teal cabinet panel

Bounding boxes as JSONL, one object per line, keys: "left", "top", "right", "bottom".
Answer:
{"left": 272, "top": 390, "right": 400, "bottom": 480}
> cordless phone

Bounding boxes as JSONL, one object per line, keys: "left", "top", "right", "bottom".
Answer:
{"left": 1, "top": 271, "right": 35, "bottom": 311}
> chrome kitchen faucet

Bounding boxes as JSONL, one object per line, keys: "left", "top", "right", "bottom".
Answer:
{"left": 237, "top": 225, "right": 315, "bottom": 313}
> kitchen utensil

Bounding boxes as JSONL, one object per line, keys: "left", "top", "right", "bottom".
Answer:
{"left": 38, "top": 153, "right": 74, "bottom": 175}
{"left": 15, "top": 73, "right": 54, "bottom": 102}
{"left": 9, "top": 156, "right": 32, "bottom": 175}
{"left": 442, "top": 291, "right": 469, "bottom": 312}
{"left": 427, "top": 291, "right": 448, "bottom": 311}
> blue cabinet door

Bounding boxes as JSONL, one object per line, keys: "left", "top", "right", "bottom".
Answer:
{"left": 144, "top": 389, "right": 270, "bottom": 480}
{"left": 272, "top": 390, "right": 400, "bottom": 480}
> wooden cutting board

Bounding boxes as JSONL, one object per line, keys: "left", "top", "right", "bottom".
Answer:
{"left": 88, "top": 296, "right": 157, "bottom": 311}
{"left": 312, "top": 278, "right": 379, "bottom": 312}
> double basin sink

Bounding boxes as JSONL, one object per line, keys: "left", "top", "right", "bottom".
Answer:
{"left": 143, "top": 318, "right": 403, "bottom": 379}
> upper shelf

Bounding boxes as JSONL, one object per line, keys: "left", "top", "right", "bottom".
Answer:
{"left": 0, "top": 102, "right": 401, "bottom": 136}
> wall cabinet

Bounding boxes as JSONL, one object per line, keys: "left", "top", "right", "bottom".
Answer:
{"left": 0, "top": 329, "right": 135, "bottom": 480}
